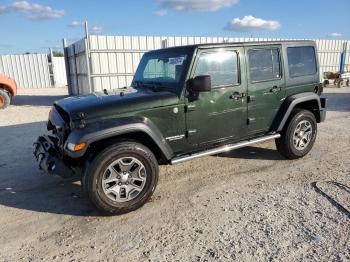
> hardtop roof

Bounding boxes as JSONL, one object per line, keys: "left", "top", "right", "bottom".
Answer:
{"left": 148, "top": 40, "right": 315, "bottom": 53}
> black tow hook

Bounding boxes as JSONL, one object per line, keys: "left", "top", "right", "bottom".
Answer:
{"left": 33, "top": 136, "right": 75, "bottom": 179}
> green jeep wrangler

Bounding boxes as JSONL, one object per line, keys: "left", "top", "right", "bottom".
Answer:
{"left": 34, "top": 40, "right": 327, "bottom": 215}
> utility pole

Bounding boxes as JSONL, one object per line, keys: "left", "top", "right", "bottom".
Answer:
{"left": 85, "top": 21, "right": 89, "bottom": 39}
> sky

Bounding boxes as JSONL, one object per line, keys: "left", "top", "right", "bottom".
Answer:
{"left": 0, "top": 0, "right": 349, "bottom": 54}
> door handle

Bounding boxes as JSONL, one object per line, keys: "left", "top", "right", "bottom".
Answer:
{"left": 270, "top": 86, "right": 281, "bottom": 93}
{"left": 230, "top": 92, "right": 245, "bottom": 101}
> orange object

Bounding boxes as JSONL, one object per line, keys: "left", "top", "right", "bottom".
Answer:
{"left": 74, "top": 143, "right": 86, "bottom": 151}
{"left": 0, "top": 74, "right": 17, "bottom": 97}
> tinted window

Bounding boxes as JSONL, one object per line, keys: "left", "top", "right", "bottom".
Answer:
{"left": 248, "top": 48, "right": 281, "bottom": 82}
{"left": 287, "top": 46, "right": 317, "bottom": 77}
{"left": 194, "top": 51, "right": 239, "bottom": 87}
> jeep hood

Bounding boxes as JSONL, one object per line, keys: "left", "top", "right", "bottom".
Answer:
{"left": 55, "top": 87, "right": 179, "bottom": 120}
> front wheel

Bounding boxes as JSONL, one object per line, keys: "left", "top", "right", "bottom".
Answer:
{"left": 276, "top": 109, "right": 317, "bottom": 159}
{"left": 84, "top": 141, "right": 159, "bottom": 215}
{"left": 0, "top": 89, "right": 10, "bottom": 109}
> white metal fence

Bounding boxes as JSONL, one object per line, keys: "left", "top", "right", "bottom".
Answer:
{"left": 52, "top": 57, "right": 67, "bottom": 87}
{"left": 0, "top": 54, "right": 51, "bottom": 89}
{"left": 65, "top": 35, "right": 350, "bottom": 95}
{"left": 64, "top": 38, "right": 90, "bottom": 95}
{"left": 0, "top": 53, "right": 67, "bottom": 89}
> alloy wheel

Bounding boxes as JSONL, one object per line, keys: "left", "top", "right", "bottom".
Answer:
{"left": 101, "top": 157, "right": 147, "bottom": 202}
{"left": 293, "top": 120, "right": 313, "bottom": 151}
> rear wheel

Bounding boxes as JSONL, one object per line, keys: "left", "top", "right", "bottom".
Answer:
{"left": 336, "top": 80, "right": 343, "bottom": 88}
{"left": 84, "top": 141, "right": 159, "bottom": 215}
{"left": 0, "top": 89, "right": 10, "bottom": 109}
{"left": 276, "top": 109, "right": 317, "bottom": 159}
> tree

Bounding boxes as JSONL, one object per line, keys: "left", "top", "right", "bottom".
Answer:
{"left": 52, "top": 51, "right": 64, "bottom": 57}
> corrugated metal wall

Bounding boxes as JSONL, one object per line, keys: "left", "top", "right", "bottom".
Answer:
{"left": 52, "top": 57, "right": 67, "bottom": 87}
{"left": 0, "top": 54, "right": 51, "bottom": 89}
{"left": 65, "top": 35, "right": 350, "bottom": 95}
{"left": 89, "top": 36, "right": 164, "bottom": 92}
{"left": 317, "top": 40, "right": 350, "bottom": 75}
{"left": 65, "top": 38, "right": 90, "bottom": 95}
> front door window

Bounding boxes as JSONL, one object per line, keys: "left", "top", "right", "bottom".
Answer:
{"left": 194, "top": 51, "right": 240, "bottom": 87}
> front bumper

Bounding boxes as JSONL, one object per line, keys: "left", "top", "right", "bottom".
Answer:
{"left": 33, "top": 135, "right": 74, "bottom": 178}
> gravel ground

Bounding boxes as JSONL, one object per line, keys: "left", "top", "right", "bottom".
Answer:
{"left": 0, "top": 87, "right": 350, "bottom": 262}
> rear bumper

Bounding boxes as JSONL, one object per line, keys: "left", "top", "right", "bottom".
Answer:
{"left": 320, "top": 97, "right": 327, "bottom": 122}
{"left": 33, "top": 135, "right": 74, "bottom": 178}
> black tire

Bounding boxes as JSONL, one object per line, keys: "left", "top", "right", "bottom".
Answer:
{"left": 0, "top": 89, "right": 10, "bottom": 109}
{"left": 81, "top": 158, "right": 91, "bottom": 195}
{"left": 84, "top": 141, "right": 159, "bottom": 215}
{"left": 337, "top": 80, "right": 342, "bottom": 88}
{"left": 275, "top": 109, "right": 317, "bottom": 160}
{"left": 323, "top": 80, "right": 329, "bottom": 87}
{"left": 346, "top": 80, "right": 350, "bottom": 87}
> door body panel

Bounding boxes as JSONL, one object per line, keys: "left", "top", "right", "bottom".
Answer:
{"left": 185, "top": 47, "right": 248, "bottom": 145}
{"left": 245, "top": 45, "right": 286, "bottom": 134}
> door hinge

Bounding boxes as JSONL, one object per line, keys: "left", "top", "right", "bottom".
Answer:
{"left": 247, "top": 118, "right": 256, "bottom": 125}
{"left": 186, "top": 129, "right": 197, "bottom": 137}
{"left": 247, "top": 96, "right": 255, "bottom": 103}
{"left": 185, "top": 104, "right": 196, "bottom": 112}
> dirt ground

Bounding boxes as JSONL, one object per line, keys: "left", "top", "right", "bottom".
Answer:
{"left": 0, "top": 87, "right": 350, "bottom": 262}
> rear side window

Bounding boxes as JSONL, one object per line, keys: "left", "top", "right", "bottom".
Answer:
{"left": 248, "top": 48, "right": 281, "bottom": 82}
{"left": 287, "top": 46, "right": 317, "bottom": 77}
{"left": 194, "top": 51, "right": 239, "bottom": 87}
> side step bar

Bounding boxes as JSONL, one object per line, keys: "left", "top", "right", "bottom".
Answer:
{"left": 171, "top": 134, "right": 280, "bottom": 165}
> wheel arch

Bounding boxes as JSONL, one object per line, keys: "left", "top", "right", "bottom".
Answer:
{"left": 271, "top": 92, "right": 323, "bottom": 132}
{"left": 0, "top": 74, "right": 17, "bottom": 97}
{"left": 65, "top": 121, "right": 173, "bottom": 164}
{"left": 294, "top": 100, "right": 321, "bottom": 122}
{"left": 86, "top": 131, "right": 170, "bottom": 164}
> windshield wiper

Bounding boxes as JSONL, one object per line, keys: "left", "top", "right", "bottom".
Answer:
{"left": 134, "top": 81, "right": 165, "bottom": 92}
{"left": 134, "top": 80, "right": 144, "bottom": 88}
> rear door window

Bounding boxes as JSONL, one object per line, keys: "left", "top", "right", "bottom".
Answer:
{"left": 287, "top": 46, "right": 317, "bottom": 77}
{"left": 248, "top": 48, "right": 281, "bottom": 82}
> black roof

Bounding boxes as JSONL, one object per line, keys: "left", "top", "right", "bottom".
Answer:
{"left": 149, "top": 40, "right": 315, "bottom": 53}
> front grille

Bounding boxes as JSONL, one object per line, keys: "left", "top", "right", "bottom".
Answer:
{"left": 54, "top": 104, "right": 70, "bottom": 123}
{"left": 48, "top": 105, "right": 71, "bottom": 151}
{"left": 52, "top": 127, "right": 65, "bottom": 149}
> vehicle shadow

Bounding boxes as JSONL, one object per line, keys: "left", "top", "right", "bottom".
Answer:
{"left": 12, "top": 94, "right": 68, "bottom": 107}
{"left": 0, "top": 178, "right": 100, "bottom": 217}
{"left": 322, "top": 91, "right": 350, "bottom": 112}
{"left": 0, "top": 121, "right": 100, "bottom": 217}
{"left": 217, "top": 146, "right": 284, "bottom": 161}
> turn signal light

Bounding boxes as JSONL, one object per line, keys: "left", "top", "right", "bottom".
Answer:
{"left": 67, "top": 143, "right": 86, "bottom": 151}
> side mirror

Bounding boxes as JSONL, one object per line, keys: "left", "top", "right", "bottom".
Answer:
{"left": 188, "top": 75, "right": 211, "bottom": 93}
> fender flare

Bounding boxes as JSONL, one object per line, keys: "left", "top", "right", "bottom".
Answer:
{"left": 0, "top": 74, "right": 17, "bottom": 97}
{"left": 64, "top": 117, "right": 173, "bottom": 160}
{"left": 271, "top": 92, "right": 324, "bottom": 132}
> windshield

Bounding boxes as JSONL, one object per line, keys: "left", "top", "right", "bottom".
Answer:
{"left": 132, "top": 50, "right": 191, "bottom": 92}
